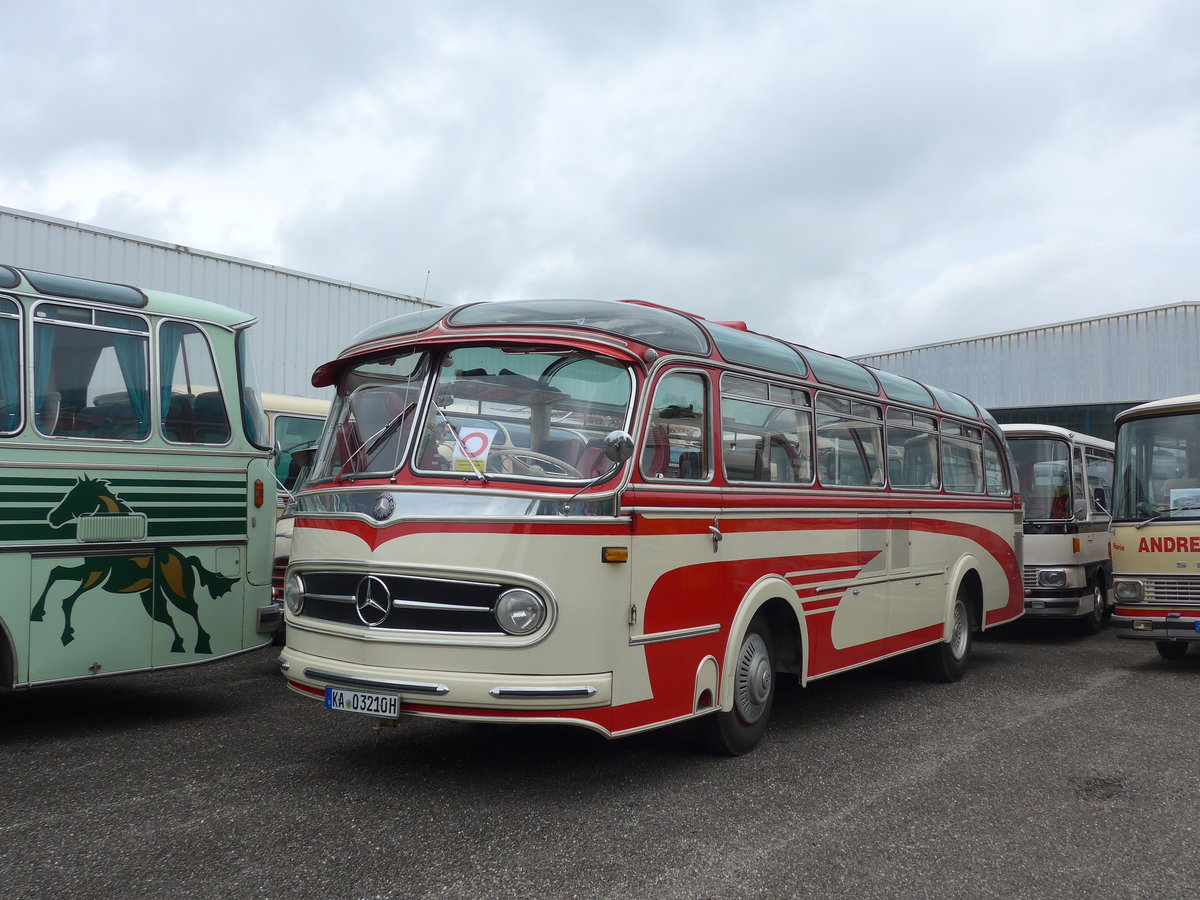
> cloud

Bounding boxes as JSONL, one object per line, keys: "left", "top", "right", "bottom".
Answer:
{"left": 0, "top": 0, "right": 1196, "bottom": 361}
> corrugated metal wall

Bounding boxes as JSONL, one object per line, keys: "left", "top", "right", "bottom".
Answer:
{"left": 853, "top": 304, "right": 1200, "bottom": 409}
{"left": 0, "top": 206, "right": 438, "bottom": 398}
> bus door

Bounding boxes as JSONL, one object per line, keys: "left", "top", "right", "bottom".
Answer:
{"left": 29, "top": 526, "right": 155, "bottom": 684}
{"left": 628, "top": 371, "right": 717, "bottom": 642}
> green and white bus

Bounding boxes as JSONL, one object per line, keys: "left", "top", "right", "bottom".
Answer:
{"left": 0, "top": 264, "right": 277, "bottom": 688}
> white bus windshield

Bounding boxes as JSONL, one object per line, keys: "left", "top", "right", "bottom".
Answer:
{"left": 1114, "top": 412, "right": 1200, "bottom": 521}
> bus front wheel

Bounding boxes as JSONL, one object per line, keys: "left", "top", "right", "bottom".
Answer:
{"left": 698, "top": 612, "right": 776, "bottom": 756}
{"left": 1156, "top": 641, "right": 1189, "bottom": 660}
{"left": 921, "top": 588, "right": 972, "bottom": 682}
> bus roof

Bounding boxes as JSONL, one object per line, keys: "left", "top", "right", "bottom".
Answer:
{"left": 314, "top": 298, "right": 988, "bottom": 422}
{"left": 261, "top": 393, "right": 331, "bottom": 416}
{"left": 1001, "top": 423, "right": 1114, "bottom": 451}
{"left": 4, "top": 264, "right": 256, "bottom": 329}
{"left": 1115, "top": 394, "right": 1200, "bottom": 425}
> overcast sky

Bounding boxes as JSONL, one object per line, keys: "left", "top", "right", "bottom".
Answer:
{"left": 3, "top": 0, "right": 1197, "bottom": 356}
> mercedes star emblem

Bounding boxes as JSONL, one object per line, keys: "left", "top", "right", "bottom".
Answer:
{"left": 372, "top": 493, "right": 395, "bottom": 521}
{"left": 354, "top": 575, "right": 392, "bottom": 627}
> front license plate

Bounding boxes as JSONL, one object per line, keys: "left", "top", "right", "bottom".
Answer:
{"left": 325, "top": 686, "right": 400, "bottom": 718}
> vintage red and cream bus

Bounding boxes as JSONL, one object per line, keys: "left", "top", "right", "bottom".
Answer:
{"left": 278, "top": 300, "right": 1024, "bottom": 754}
{"left": 1111, "top": 394, "right": 1200, "bottom": 659}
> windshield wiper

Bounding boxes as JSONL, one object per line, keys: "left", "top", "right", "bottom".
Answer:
{"left": 1136, "top": 503, "right": 1200, "bottom": 528}
{"left": 334, "top": 402, "right": 415, "bottom": 483}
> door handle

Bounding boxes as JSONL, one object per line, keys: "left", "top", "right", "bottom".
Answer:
{"left": 709, "top": 518, "right": 723, "bottom": 553}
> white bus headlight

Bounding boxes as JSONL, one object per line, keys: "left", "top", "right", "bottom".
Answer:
{"left": 495, "top": 588, "right": 546, "bottom": 635}
{"left": 1113, "top": 580, "right": 1144, "bottom": 603}
{"left": 284, "top": 573, "right": 305, "bottom": 615}
{"left": 1037, "top": 569, "right": 1068, "bottom": 588}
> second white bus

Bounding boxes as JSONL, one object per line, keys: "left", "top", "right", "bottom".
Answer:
{"left": 1002, "top": 424, "right": 1114, "bottom": 633}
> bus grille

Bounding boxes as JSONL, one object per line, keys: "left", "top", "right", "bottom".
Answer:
{"left": 295, "top": 571, "right": 508, "bottom": 634}
{"left": 1145, "top": 577, "right": 1200, "bottom": 608}
{"left": 1022, "top": 567, "right": 1037, "bottom": 590}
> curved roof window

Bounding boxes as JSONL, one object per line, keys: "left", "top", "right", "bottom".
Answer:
{"left": 347, "top": 306, "right": 449, "bottom": 348}
{"left": 801, "top": 348, "right": 879, "bottom": 394}
{"left": 928, "top": 385, "right": 979, "bottom": 419}
{"left": 707, "top": 323, "right": 808, "bottom": 376}
{"left": 22, "top": 268, "right": 147, "bottom": 307}
{"left": 448, "top": 299, "right": 709, "bottom": 354}
{"left": 871, "top": 367, "right": 934, "bottom": 408}
{"left": 0, "top": 266, "right": 18, "bottom": 289}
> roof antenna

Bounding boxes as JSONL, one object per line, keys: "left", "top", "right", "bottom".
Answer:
{"left": 422, "top": 270, "right": 431, "bottom": 302}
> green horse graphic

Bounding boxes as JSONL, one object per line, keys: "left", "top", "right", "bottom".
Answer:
{"left": 30, "top": 475, "right": 238, "bottom": 653}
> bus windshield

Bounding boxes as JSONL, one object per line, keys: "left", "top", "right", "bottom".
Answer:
{"left": 1009, "top": 437, "right": 1073, "bottom": 519}
{"left": 313, "top": 345, "right": 634, "bottom": 483}
{"left": 1113, "top": 411, "right": 1200, "bottom": 521}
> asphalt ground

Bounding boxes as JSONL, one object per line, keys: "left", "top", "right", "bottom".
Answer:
{"left": 3, "top": 620, "right": 1199, "bottom": 900}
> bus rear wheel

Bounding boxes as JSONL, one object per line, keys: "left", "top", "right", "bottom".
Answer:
{"left": 921, "top": 587, "right": 972, "bottom": 682}
{"left": 1156, "top": 641, "right": 1189, "bottom": 660}
{"left": 698, "top": 612, "right": 776, "bottom": 756}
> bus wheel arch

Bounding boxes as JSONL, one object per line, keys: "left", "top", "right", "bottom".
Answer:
{"left": 697, "top": 583, "right": 802, "bottom": 756}
{"left": 0, "top": 616, "right": 16, "bottom": 689}
{"left": 697, "top": 610, "right": 777, "bottom": 756}
{"left": 920, "top": 567, "right": 981, "bottom": 683}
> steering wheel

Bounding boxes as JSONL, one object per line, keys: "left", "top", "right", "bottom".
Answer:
{"left": 485, "top": 447, "right": 583, "bottom": 478}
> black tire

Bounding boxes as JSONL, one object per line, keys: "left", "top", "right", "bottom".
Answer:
{"left": 921, "top": 587, "right": 973, "bottom": 682}
{"left": 698, "top": 612, "right": 776, "bottom": 756}
{"left": 1077, "top": 581, "right": 1107, "bottom": 636}
{"left": 1155, "top": 640, "right": 1189, "bottom": 660}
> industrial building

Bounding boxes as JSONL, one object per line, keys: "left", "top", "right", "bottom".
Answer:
{"left": 0, "top": 206, "right": 436, "bottom": 398}
{"left": 853, "top": 303, "right": 1200, "bottom": 441}
{"left": 3, "top": 205, "right": 1193, "bottom": 440}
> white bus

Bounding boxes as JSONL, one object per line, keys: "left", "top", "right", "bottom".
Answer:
{"left": 1002, "top": 424, "right": 1114, "bottom": 633}
{"left": 278, "top": 300, "right": 1024, "bottom": 754}
{"left": 1111, "top": 394, "right": 1200, "bottom": 658}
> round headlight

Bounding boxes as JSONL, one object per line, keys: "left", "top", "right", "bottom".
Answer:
{"left": 495, "top": 588, "right": 546, "bottom": 635}
{"left": 284, "top": 573, "right": 305, "bottom": 615}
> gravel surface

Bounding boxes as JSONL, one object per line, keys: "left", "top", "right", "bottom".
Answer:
{"left": 3, "top": 621, "right": 1198, "bottom": 899}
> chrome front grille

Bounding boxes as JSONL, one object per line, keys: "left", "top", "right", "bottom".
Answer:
{"left": 296, "top": 570, "right": 509, "bottom": 633}
{"left": 1022, "top": 567, "right": 1038, "bottom": 590}
{"left": 1145, "top": 577, "right": 1200, "bottom": 608}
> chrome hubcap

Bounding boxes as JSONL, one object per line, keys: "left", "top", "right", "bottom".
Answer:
{"left": 949, "top": 601, "right": 969, "bottom": 660}
{"left": 734, "top": 632, "right": 772, "bottom": 724}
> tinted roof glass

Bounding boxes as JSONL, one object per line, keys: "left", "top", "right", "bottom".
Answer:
{"left": 871, "top": 367, "right": 934, "bottom": 407}
{"left": 448, "top": 300, "right": 709, "bottom": 354}
{"left": 708, "top": 324, "right": 807, "bottom": 376}
{"left": 801, "top": 348, "right": 879, "bottom": 393}
{"left": 928, "top": 385, "right": 979, "bottom": 418}
{"left": 23, "top": 269, "right": 147, "bottom": 307}
{"left": 348, "top": 306, "right": 448, "bottom": 347}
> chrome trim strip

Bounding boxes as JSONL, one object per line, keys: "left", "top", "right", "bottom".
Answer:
{"left": 391, "top": 598, "right": 490, "bottom": 613}
{"left": 307, "top": 592, "right": 355, "bottom": 603}
{"left": 488, "top": 685, "right": 598, "bottom": 698}
{"left": 303, "top": 668, "right": 450, "bottom": 695}
{"left": 630, "top": 623, "right": 721, "bottom": 646}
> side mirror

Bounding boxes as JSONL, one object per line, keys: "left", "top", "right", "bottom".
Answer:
{"left": 1093, "top": 487, "right": 1109, "bottom": 515}
{"left": 603, "top": 430, "right": 635, "bottom": 464}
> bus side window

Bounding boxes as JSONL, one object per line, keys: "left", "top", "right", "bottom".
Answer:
{"left": 34, "top": 305, "right": 150, "bottom": 441}
{"left": 0, "top": 300, "right": 21, "bottom": 434}
{"left": 161, "top": 322, "right": 228, "bottom": 445}
{"left": 642, "top": 372, "right": 708, "bottom": 481}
